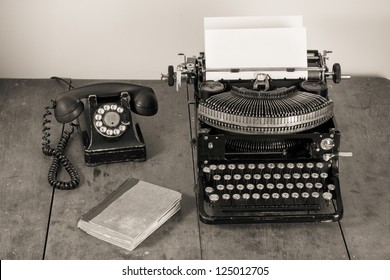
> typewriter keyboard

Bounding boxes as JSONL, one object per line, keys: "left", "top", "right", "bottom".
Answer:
{"left": 199, "top": 162, "right": 341, "bottom": 221}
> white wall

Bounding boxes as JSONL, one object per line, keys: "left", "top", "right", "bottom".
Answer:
{"left": 0, "top": 0, "right": 389, "bottom": 79}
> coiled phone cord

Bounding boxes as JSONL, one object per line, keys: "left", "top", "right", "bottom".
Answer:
{"left": 42, "top": 100, "right": 80, "bottom": 189}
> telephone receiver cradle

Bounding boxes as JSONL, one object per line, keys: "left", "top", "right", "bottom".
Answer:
{"left": 54, "top": 82, "right": 158, "bottom": 166}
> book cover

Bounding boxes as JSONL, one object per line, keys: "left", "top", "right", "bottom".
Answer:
{"left": 77, "top": 178, "right": 182, "bottom": 251}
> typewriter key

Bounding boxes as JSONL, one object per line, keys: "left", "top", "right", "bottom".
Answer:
{"left": 297, "top": 163, "right": 304, "bottom": 169}
{"left": 316, "top": 162, "right": 324, "bottom": 169}
{"left": 282, "top": 192, "right": 290, "bottom": 199}
{"left": 218, "top": 164, "right": 226, "bottom": 171}
{"left": 223, "top": 174, "right": 232, "bottom": 181}
{"left": 232, "top": 194, "right": 241, "bottom": 200}
{"left": 283, "top": 173, "right": 291, "bottom": 180}
{"left": 253, "top": 174, "right": 261, "bottom": 180}
{"left": 216, "top": 184, "right": 225, "bottom": 191}
{"left": 209, "top": 164, "right": 217, "bottom": 171}
{"left": 252, "top": 193, "right": 260, "bottom": 200}
{"left": 243, "top": 174, "right": 252, "bottom": 180}
{"left": 311, "top": 173, "right": 319, "bottom": 179}
{"left": 272, "top": 193, "right": 280, "bottom": 199}
{"left": 205, "top": 187, "right": 214, "bottom": 194}
{"left": 277, "top": 163, "right": 285, "bottom": 169}
{"left": 233, "top": 174, "right": 241, "bottom": 181}
{"left": 222, "top": 194, "right": 230, "bottom": 201}
{"left": 246, "top": 184, "right": 255, "bottom": 191}
{"left": 238, "top": 164, "right": 245, "bottom": 171}
{"left": 296, "top": 183, "right": 304, "bottom": 189}
{"left": 258, "top": 163, "right": 266, "bottom": 170}
{"left": 306, "top": 162, "right": 314, "bottom": 169}
{"left": 267, "top": 163, "right": 275, "bottom": 169}
{"left": 202, "top": 166, "right": 210, "bottom": 174}
{"left": 302, "top": 192, "right": 310, "bottom": 199}
{"left": 256, "top": 183, "right": 265, "bottom": 190}
{"left": 320, "top": 172, "right": 328, "bottom": 179}
{"left": 327, "top": 184, "right": 336, "bottom": 191}
{"left": 228, "top": 164, "right": 236, "bottom": 171}
{"left": 286, "top": 183, "right": 294, "bottom": 190}
{"left": 293, "top": 173, "right": 301, "bottom": 180}
{"left": 291, "top": 192, "right": 299, "bottom": 199}
{"left": 262, "top": 193, "right": 270, "bottom": 200}
{"left": 315, "top": 183, "right": 323, "bottom": 190}
{"left": 312, "top": 192, "right": 320, "bottom": 199}
{"left": 242, "top": 193, "right": 250, "bottom": 200}
{"left": 302, "top": 173, "right": 310, "bottom": 180}
{"left": 226, "top": 184, "right": 234, "bottom": 191}
{"left": 263, "top": 173, "right": 271, "bottom": 180}
{"left": 267, "top": 183, "right": 275, "bottom": 190}
{"left": 276, "top": 183, "right": 284, "bottom": 190}
{"left": 273, "top": 173, "right": 281, "bottom": 180}
{"left": 209, "top": 194, "right": 219, "bottom": 202}
{"left": 248, "top": 163, "right": 256, "bottom": 170}
{"left": 213, "top": 174, "right": 221, "bottom": 181}
{"left": 237, "top": 184, "right": 245, "bottom": 191}
{"left": 306, "top": 183, "right": 313, "bottom": 190}
{"left": 323, "top": 192, "right": 333, "bottom": 202}
{"left": 287, "top": 163, "right": 295, "bottom": 169}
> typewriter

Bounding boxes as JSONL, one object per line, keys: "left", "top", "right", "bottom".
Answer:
{"left": 163, "top": 20, "right": 351, "bottom": 223}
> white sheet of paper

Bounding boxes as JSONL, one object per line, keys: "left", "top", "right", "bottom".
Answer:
{"left": 204, "top": 16, "right": 303, "bottom": 29}
{"left": 204, "top": 16, "right": 308, "bottom": 80}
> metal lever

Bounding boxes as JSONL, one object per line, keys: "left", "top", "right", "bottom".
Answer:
{"left": 323, "top": 152, "right": 353, "bottom": 162}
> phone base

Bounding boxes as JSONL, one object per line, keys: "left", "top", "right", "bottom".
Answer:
{"left": 84, "top": 145, "right": 146, "bottom": 166}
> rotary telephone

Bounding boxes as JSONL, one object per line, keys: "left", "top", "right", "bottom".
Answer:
{"left": 42, "top": 82, "right": 158, "bottom": 190}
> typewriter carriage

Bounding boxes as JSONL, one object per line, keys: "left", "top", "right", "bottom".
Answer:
{"left": 163, "top": 50, "right": 351, "bottom": 223}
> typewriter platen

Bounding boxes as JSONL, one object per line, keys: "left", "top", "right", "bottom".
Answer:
{"left": 163, "top": 50, "right": 351, "bottom": 224}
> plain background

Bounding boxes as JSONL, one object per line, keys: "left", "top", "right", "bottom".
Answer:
{"left": 0, "top": 0, "right": 389, "bottom": 80}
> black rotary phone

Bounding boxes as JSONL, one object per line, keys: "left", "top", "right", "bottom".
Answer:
{"left": 42, "top": 82, "right": 158, "bottom": 190}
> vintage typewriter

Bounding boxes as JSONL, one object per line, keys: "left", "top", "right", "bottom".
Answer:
{"left": 163, "top": 20, "right": 351, "bottom": 223}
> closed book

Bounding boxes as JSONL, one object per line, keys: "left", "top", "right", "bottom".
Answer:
{"left": 77, "top": 178, "right": 182, "bottom": 251}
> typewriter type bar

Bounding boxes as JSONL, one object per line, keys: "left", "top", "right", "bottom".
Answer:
{"left": 164, "top": 50, "right": 351, "bottom": 224}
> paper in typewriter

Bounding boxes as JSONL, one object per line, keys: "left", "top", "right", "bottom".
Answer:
{"left": 204, "top": 16, "right": 308, "bottom": 80}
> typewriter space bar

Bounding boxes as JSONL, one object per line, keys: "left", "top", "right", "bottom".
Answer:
{"left": 221, "top": 204, "right": 320, "bottom": 212}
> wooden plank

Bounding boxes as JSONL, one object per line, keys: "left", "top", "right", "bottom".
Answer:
{"left": 332, "top": 77, "right": 390, "bottom": 259}
{"left": 44, "top": 80, "right": 201, "bottom": 259}
{"left": 0, "top": 79, "right": 65, "bottom": 259}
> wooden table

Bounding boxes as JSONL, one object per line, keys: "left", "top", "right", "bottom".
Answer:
{"left": 0, "top": 77, "right": 389, "bottom": 259}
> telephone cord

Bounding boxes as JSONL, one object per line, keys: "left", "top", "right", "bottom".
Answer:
{"left": 42, "top": 100, "right": 80, "bottom": 189}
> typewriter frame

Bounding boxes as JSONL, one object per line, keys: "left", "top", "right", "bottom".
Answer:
{"left": 173, "top": 50, "right": 345, "bottom": 224}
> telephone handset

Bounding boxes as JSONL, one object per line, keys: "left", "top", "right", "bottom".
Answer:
{"left": 42, "top": 82, "right": 158, "bottom": 190}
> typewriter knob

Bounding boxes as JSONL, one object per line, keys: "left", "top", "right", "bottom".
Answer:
{"left": 167, "top": 65, "right": 175, "bottom": 86}
{"left": 332, "top": 63, "right": 342, "bottom": 84}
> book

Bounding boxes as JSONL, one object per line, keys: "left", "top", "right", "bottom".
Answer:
{"left": 77, "top": 178, "right": 182, "bottom": 251}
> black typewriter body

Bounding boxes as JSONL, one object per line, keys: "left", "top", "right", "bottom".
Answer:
{"left": 165, "top": 50, "right": 350, "bottom": 224}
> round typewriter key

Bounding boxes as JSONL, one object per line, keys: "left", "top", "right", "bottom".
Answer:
{"left": 258, "top": 163, "right": 266, "bottom": 170}
{"left": 238, "top": 164, "right": 245, "bottom": 171}
{"left": 316, "top": 162, "right": 324, "bottom": 169}
{"left": 233, "top": 174, "right": 241, "bottom": 181}
{"left": 327, "top": 184, "right": 336, "bottom": 191}
{"left": 273, "top": 173, "right": 281, "bottom": 180}
{"left": 202, "top": 166, "right": 210, "bottom": 173}
{"left": 209, "top": 194, "right": 219, "bottom": 202}
{"left": 297, "top": 163, "right": 304, "bottom": 169}
{"left": 282, "top": 192, "right": 290, "bottom": 199}
{"left": 263, "top": 173, "right": 271, "bottom": 180}
{"left": 315, "top": 183, "right": 323, "bottom": 190}
{"left": 253, "top": 174, "right": 261, "bottom": 180}
{"left": 277, "top": 163, "right": 285, "bottom": 169}
{"left": 232, "top": 194, "right": 241, "bottom": 200}
{"left": 252, "top": 193, "right": 260, "bottom": 200}
{"left": 267, "top": 163, "right": 275, "bottom": 169}
{"left": 213, "top": 174, "right": 221, "bottom": 181}
{"left": 228, "top": 164, "right": 236, "bottom": 170}
{"left": 287, "top": 163, "right": 295, "bottom": 169}
{"left": 312, "top": 192, "right": 320, "bottom": 199}
{"left": 262, "top": 193, "right": 270, "bottom": 200}
{"left": 256, "top": 183, "right": 265, "bottom": 190}
{"left": 237, "top": 184, "right": 244, "bottom": 191}
{"left": 209, "top": 165, "right": 217, "bottom": 172}
{"left": 216, "top": 184, "right": 225, "bottom": 191}
{"left": 302, "top": 173, "right": 310, "bottom": 179}
{"left": 323, "top": 192, "right": 333, "bottom": 201}
{"left": 243, "top": 174, "right": 251, "bottom": 180}
{"left": 302, "top": 192, "right": 310, "bottom": 199}
{"left": 226, "top": 184, "right": 234, "bottom": 191}
{"left": 320, "top": 172, "right": 329, "bottom": 179}
{"left": 103, "top": 105, "right": 110, "bottom": 111}
{"left": 222, "top": 194, "right": 230, "bottom": 200}
{"left": 248, "top": 163, "right": 256, "bottom": 170}
{"left": 306, "top": 162, "right": 314, "bottom": 169}
{"left": 293, "top": 173, "right": 301, "bottom": 179}
{"left": 305, "top": 182, "right": 313, "bottom": 189}
{"left": 205, "top": 187, "right": 214, "bottom": 194}
{"left": 267, "top": 183, "right": 275, "bottom": 190}
{"left": 311, "top": 173, "right": 319, "bottom": 179}
{"left": 246, "top": 183, "right": 255, "bottom": 191}
{"left": 291, "top": 192, "right": 299, "bottom": 199}
{"left": 242, "top": 193, "right": 250, "bottom": 200}
{"left": 272, "top": 193, "right": 280, "bottom": 199}
{"left": 286, "top": 183, "right": 294, "bottom": 190}
{"left": 223, "top": 174, "right": 232, "bottom": 181}
{"left": 218, "top": 164, "right": 226, "bottom": 171}
{"left": 296, "top": 182, "right": 304, "bottom": 189}
{"left": 276, "top": 183, "right": 284, "bottom": 190}
{"left": 283, "top": 173, "right": 291, "bottom": 180}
